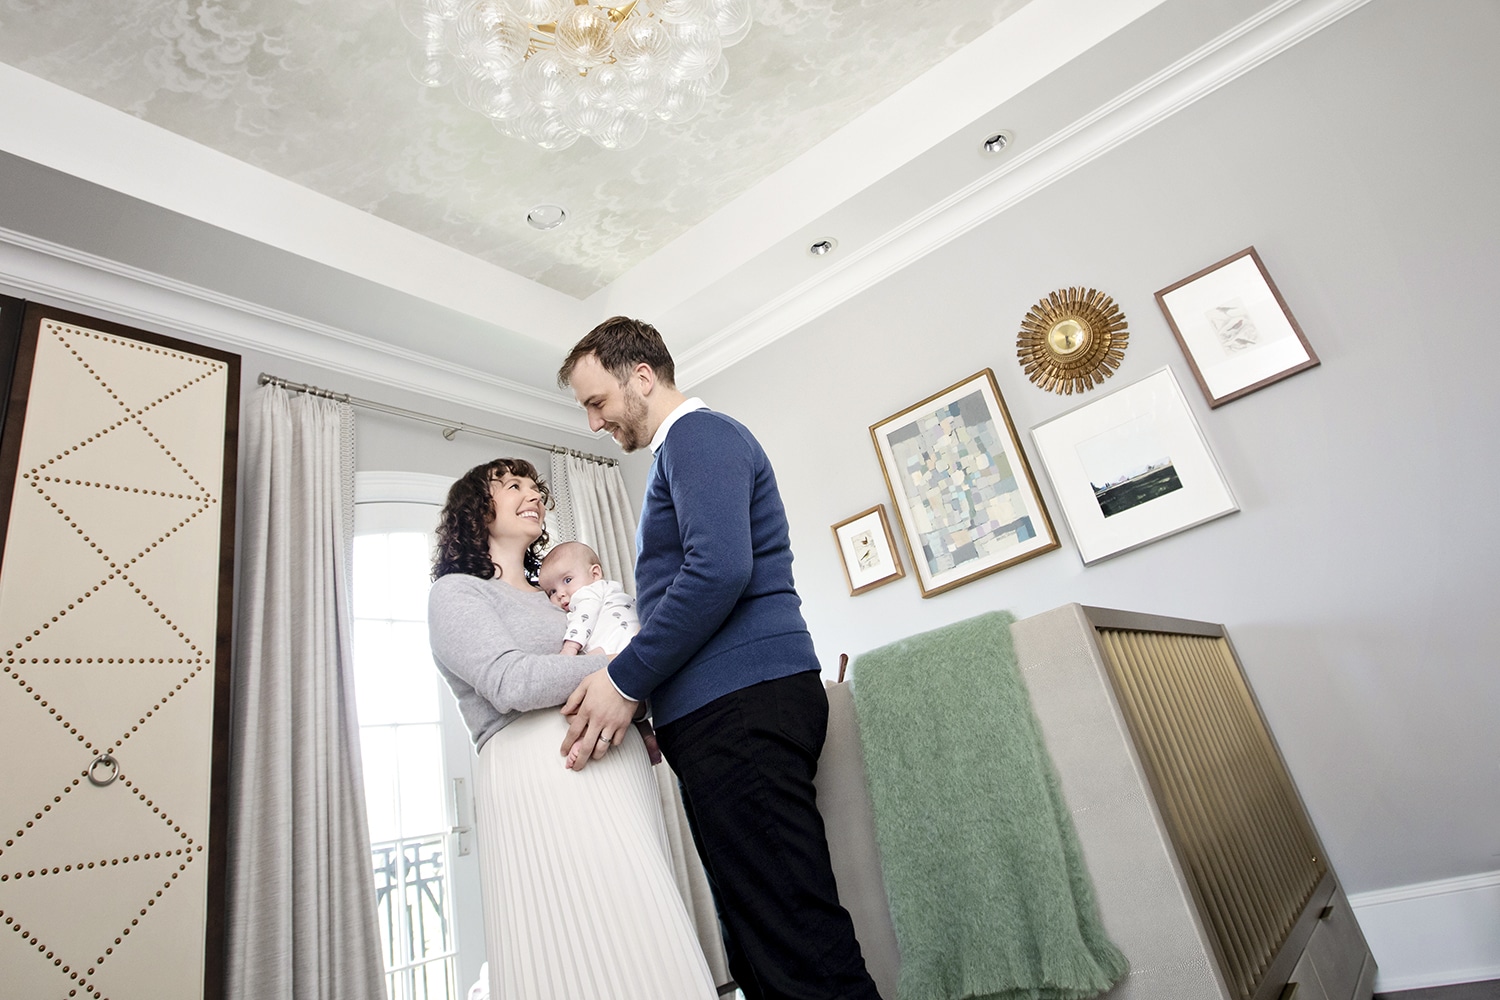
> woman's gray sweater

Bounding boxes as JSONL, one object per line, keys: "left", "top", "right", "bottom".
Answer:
{"left": 427, "top": 573, "right": 601, "bottom": 750}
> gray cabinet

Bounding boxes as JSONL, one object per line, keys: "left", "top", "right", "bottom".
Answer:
{"left": 1288, "top": 949, "right": 1331, "bottom": 1000}
{"left": 1010, "top": 604, "right": 1376, "bottom": 1000}
{"left": 1301, "top": 888, "right": 1379, "bottom": 1000}
{"left": 819, "top": 603, "right": 1376, "bottom": 1000}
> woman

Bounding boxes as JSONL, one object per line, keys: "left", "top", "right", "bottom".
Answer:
{"left": 428, "top": 458, "right": 718, "bottom": 1000}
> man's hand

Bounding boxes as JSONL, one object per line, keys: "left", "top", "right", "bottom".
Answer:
{"left": 560, "top": 667, "right": 639, "bottom": 771}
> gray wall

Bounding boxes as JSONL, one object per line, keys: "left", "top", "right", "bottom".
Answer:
{"left": 695, "top": 1, "right": 1499, "bottom": 896}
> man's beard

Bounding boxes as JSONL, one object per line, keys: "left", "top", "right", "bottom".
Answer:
{"left": 609, "top": 384, "right": 651, "bottom": 453}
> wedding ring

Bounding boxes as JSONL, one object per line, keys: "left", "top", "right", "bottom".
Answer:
{"left": 597, "top": 733, "right": 612, "bottom": 744}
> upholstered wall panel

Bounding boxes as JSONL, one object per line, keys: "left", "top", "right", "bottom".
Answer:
{"left": 0, "top": 306, "right": 238, "bottom": 1000}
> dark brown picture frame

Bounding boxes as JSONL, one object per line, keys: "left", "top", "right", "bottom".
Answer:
{"left": 1155, "top": 246, "right": 1319, "bottom": 407}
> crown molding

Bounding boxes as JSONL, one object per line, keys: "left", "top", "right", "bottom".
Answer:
{"left": 0, "top": 228, "right": 588, "bottom": 434}
{"left": 593, "top": 0, "right": 1170, "bottom": 322}
{"left": 676, "top": 0, "right": 1373, "bottom": 388}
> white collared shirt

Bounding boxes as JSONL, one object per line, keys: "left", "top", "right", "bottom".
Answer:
{"left": 650, "top": 397, "right": 707, "bottom": 454}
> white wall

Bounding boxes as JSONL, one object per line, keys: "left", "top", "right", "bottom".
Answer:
{"left": 696, "top": 0, "right": 1499, "bottom": 984}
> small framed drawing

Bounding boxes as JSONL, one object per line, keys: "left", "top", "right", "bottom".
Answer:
{"left": 870, "top": 369, "right": 1059, "bottom": 598}
{"left": 1155, "top": 246, "right": 1319, "bottom": 407}
{"left": 831, "top": 505, "right": 905, "bottom": 596}
{"left": 1030, "top": 367, "right": 1237, "bottom": 565}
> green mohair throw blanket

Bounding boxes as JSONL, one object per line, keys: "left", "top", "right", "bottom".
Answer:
{"left": 852, "top": 611, "right": 1128, "bottom": 1000}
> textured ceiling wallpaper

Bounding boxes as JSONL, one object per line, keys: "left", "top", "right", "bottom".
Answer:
{"left": 0, "top": 0, "right": 1033, "bottom": 296}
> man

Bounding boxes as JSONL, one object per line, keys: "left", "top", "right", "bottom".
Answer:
{"left": 557, "top": 317, "right": 883, "bottom": 1000}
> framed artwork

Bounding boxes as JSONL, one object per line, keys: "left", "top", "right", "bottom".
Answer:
{"left": 1030, "top": 367, "right": 1237, "bottom": 564}
{"left": 1155, "top": 246, "right": 1319, "bottom": 407}
{"left": 831, "top": 504, "right": 905, "bottom": 596}
{"left": 870, "top": 369, "right": 1058, "bottom": 598}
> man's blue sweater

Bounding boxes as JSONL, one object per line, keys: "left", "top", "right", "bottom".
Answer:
{"left": 605, "top": 408, "right": 819, "bottom": 726}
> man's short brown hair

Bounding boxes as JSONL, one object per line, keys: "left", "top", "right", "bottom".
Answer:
{"left": 557, "top": 316, "right": 676, "bottom": 389}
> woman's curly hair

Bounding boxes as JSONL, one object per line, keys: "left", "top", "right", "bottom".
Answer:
{"left": 432, "top": 458, "right": 552, "bottom": 583}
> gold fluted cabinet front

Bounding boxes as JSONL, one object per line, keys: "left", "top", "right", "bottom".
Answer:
{"left": 1010, "top": 604, "right": 1376, "bottom": 1000}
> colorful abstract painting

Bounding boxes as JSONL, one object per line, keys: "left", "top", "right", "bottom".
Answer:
{"left": 871, "top": 370, "right": 1058, "bottom": 597}
{"left": 886, "top": 390, "right": 1037, "bottom": 576}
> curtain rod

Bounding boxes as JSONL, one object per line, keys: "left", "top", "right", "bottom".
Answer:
{"left": 257, "top": 373, "right": 618, "bottom": 467}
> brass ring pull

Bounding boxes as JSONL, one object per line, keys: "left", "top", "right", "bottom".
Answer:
{"left": 88, "top": 753, "right": 119, "bottom": 787}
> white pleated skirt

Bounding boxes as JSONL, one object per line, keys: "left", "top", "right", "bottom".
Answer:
{"left": 475, "top": 710, "right": 719, "bottom": 1000}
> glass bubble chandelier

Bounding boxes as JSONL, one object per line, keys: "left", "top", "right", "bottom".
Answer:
{"left": 402, "top": 0, "right": 753, "bottom": 151}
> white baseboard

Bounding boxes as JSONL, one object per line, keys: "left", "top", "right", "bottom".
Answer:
{"left": 1349, "top": 869, "right": 1500, "bottom": 993}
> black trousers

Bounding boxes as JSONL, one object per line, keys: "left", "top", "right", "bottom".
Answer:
{"left": 655, "top": 671, "right": 883, "bottom": 1000}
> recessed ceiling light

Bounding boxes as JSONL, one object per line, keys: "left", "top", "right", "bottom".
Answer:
{"left": 526, "top": 204, "right": 567, "bottom": 230}
{"left": 981, "top": 130, "right": 1014, "bottom": 155}
{"left": 808, "top": 238, "right": 838, "bottom": 257}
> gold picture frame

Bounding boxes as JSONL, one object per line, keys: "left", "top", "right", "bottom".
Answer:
{"left": 870, "top": 369, "right": 1059, "bottom": 598}
{"left": 831, "top": 504, "right": 905, "bottom": 596}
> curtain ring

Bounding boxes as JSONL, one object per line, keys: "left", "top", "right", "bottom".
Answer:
{"left": 88, "top": 753, "right": 119, "bottom": 787}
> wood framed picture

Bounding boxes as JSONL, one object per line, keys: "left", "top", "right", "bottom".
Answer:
{"left": 870, "top": 369, "right": 1058, "bottom": 598}
{"left": 1030, "top": 367, "right": 1237, "bottom": 564}
{"left": 1155, "top": 246, "right": 1319, "bottom": 407}
{"left": 831, "top": 504, "right": 905, "bottom": 596}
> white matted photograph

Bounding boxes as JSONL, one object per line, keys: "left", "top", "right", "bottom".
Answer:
{"left": 831, "top": 504, "right": 905, "bottom": 596}
{"left": 1155, "top": 246, "right": 1319, "bottom": 407}
{"left": 1030, "top": 367, "right": 1237, "bottom": 564}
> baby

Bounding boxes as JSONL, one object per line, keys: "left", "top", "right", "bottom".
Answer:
{"left": 537, "top": 540, "right": 639, "bottom": 656}
{"left": 538, "top": 541, "right": 659, "bottom": 768}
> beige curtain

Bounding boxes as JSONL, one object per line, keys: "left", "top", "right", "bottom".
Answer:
{"left": 225, "top": 386, "right": 384, "bottom": 1000}
{"left": 549, "top": 452, "right": 637, "bottom": 595}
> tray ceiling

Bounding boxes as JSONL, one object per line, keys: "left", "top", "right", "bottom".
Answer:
{"left": 0, "top": 0, "right": 1363, "bottom": 428}
{"left": 0, "top": 0, "right": 1032, "bottom": 296}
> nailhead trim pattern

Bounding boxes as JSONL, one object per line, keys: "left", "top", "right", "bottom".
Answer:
{"left": 0, "top": 320, "right": 231, "bottom": 996}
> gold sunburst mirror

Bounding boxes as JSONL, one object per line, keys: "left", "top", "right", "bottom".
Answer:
{"left": 1017, "top": 287, "right": 1129, "bottom": 394}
